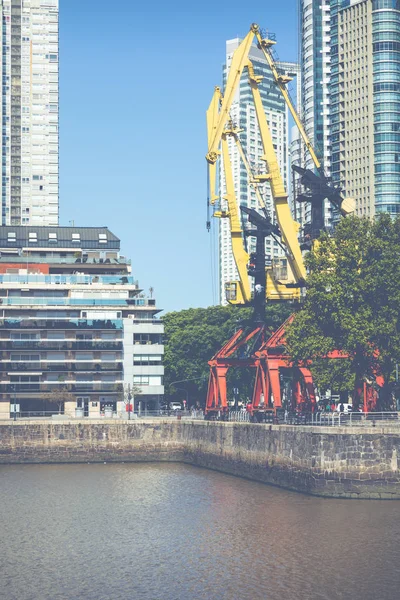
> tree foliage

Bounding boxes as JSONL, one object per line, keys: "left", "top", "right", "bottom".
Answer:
{"left": 42, "top": 387, "right": 75, "bottom": 413}
{"left": 286, "top": 214, "right": 400, "bottom": 407}
{"left": 163, "top": 303, "right": 293, "bottom": 407}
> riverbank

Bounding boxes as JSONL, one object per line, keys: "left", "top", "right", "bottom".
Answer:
{"left": 1, "top": 420, "right": 399, "bottom": 499}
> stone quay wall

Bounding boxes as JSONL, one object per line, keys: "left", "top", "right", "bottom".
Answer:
{"left": 1, "top": 420, "right": 400, "bottom": 499}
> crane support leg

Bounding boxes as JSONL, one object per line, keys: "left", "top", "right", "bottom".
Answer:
{"left": 252, "top": 360, "right": 270, "bottom": 410}
{"left": 268, "top": 364, "right": 282, "bottom": 409}
{"left": 206, "top": 365, "right": 229, "bottom": 416}
{"left": 299, "top": 367, "right": 317, "bottom": 410}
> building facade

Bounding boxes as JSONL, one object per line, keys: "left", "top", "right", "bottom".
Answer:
{"left": 300, "top": 0, "right": 333, "bottom": 228}
{"left": 301, "top": 0, "right": 400, "bottom": 218}
{"left": 218, "top": 39, "right": 294, "bottom": 304}
{"left": 1, "top": 0, "right": 59, "bottom": 227}
{"left": 0, "top": 227, "right": 164, "bottom": 418}
{"left": 330, "top": 0, "right": 400, "bottom": 217}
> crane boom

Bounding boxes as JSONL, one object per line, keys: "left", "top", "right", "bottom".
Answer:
{"left": 247, "top": 60, "right": 306, "bottom": 284}
{"left": 250, "top": 24, "right": 323, "bottom": 175}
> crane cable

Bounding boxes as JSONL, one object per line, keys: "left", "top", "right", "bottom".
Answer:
{"left": 207, "top": 163, "right": 217, "bottom": 304}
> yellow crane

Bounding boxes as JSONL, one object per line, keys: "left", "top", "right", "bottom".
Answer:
{"left": 206, "top": 23, "right": 354, "bottom": 307}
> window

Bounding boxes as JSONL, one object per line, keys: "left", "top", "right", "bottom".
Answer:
{"left": 7, "top": 232, "right": 16, "bottom": 243}
{"left": 72, "top": 233, "right": 80, "bottom": 242}
{"left": 133, "top": 333, "right": 164, "bottom": 345}
{"left": 133, "top": 354, "right": 162, "bottom": 366}
{"left": 76, "top": 352, "right": 94, "bottom": 361}
{"left": 98, "top": 233, "right": 107, "bottom": 243}
{"left": 11, "top": 354, "right": 40, "bottom": 362}
{"left": 46, "top": 352, "right": 66, "bottom": 361}
{"left": 29, "top": 232, "right": 37, "bottom": 243}
{"left": 48, "top": 232, "right": 57, "bottom": 243}
{"left": 133, "top": 375, "right": 150, "bottom": 385}
{"left": 47, "top": 331, "right": 65, "bottom": 340}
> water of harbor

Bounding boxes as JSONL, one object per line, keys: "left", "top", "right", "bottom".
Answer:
{"left": 1, "top": 463, "right": 400, "bottom": 600}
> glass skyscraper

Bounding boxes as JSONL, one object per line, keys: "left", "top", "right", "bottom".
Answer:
{"left": 304, "top": 0, "right": 400, "bottom": 217}
{"left": 372, "top": 0, "right": 400, "bottom": 214}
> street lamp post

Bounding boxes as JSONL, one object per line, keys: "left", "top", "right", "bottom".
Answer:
{"left": 168, "top": 377, "right": 205, "bottom": 411}
{"left": 174, "top": 387, "right": 188, "bottom": 411}
{"left": 128, "top": 390, "right": 132, "bottom": 421}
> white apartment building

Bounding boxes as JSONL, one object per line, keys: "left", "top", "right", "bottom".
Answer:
{"left": 219, "top": 39, "right": 293, "bottom": 305}
{"left": 300, "top": 0, "right": 333, "bottom": 227}
{"left": 1, "top": 0, "right": 59, "bottom": 227}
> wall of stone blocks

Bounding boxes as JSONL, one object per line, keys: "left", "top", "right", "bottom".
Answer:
{"left": 1, "top": 420, "right": 400, "bottom": 499}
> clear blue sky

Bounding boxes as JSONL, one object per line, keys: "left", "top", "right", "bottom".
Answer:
{"left": 60, "top": 0, "right": 299, "bottom": 314}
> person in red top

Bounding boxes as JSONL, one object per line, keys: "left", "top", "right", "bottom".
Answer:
{"left": 331, "top": 401, "right": 336, "bottom": 412}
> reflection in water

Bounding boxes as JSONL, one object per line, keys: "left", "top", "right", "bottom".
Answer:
{"left": 1, "top": 463, "right": 399, "bottom": 600}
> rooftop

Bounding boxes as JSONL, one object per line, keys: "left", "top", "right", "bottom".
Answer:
{"left": 0, "top": 226, "right": 120, "bottom": 251}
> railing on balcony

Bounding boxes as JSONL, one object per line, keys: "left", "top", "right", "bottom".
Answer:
{"left": 0, "top": 255, "right": 131, "bottom": 265}
{"left": 1, "top": 297, "right": 130, "bottom": 306}
{"left": 0, "top": 274, "right": 136, "bottom": 286}
{"left": 1, "top": 383, "right": 121, "bottom": 393}
{"left": 1, "top": 362, "right": 123, "bottom": 372}
{"left": 1, "top": 319, "right": 124, "bottom": 329}
{"left": 1, "top": 340, "right": 123, "bottom": 350}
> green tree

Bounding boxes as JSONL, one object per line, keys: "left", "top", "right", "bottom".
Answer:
{"left": 42, "top": 386, "right": 75, "bottom": 414}
{"left": 164, "top": 303, "right": 292, "bottom": 407}
{"left": 286, "top": 214, "right": 400, "bottom": 409}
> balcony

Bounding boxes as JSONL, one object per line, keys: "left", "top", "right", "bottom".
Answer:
{"left": 1, "top": 383, "right": 121, "bottom": 393}
{"left": 1, "top": 362, "right": 123, "bottom": 372}
{"left": 0, "top": 340, "right": 123, "bottom": 350}
{"left": 1, "top": 319, "right": 124, "bottom": 330}
{"left": 1, "top": 297, "right": 131, "bottom": 306}
{"left": 0, "top": 274, "right": 137, "bottom": 286}
{"left": 0, "top": 254, "right": 130, "bottom": 265}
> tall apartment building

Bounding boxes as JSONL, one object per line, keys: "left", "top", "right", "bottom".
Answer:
{"left": 1, "top": 0, "right": 59, "bottom": 227}
{"left": 300, "top": 0, "right": 333, "bottom": 228}
{"left": 0, "top": 227, "right": 164, "bottom": 418}
{"left": 330, "top": 0, "right": 400, "bottom": 216}
{"left": 300, "top": 0, "right": 400, "bottom": 218}
{"left": 218, "top": 39, "right": 294, "bottom": 304}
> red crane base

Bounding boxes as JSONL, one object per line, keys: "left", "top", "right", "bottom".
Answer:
{"left": 205, "top": 315, "right": 383, "bottom": 419}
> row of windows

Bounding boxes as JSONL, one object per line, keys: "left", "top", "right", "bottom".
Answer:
{"left": 376, "top": 174, "right": 400, "bottom": 183}
{"left": 373, "top": 41, "right": 400, "bottom": 52}
{"left": 375, "top": 162, "right": 400, "bottom": 171}
{"left": 133, "top": 333, "right": 163, "bottom": 345}
{"left": 375, "top": 151, "right": 400, "bottom": 162}
{"left": 373, "top": 27, "right": 400, "bottom": 39}
{"left": 375, "top": 183, "right": 400, "bottom": 192}
{"left": 372, "top": 0, "right": 400, "bottom": 9}
{"left": 374, "top": 141, "right": 400, "bottom": 150}
{"left": 376, "top": 204, "right": 400, "bottom": 214}
{"left": 6, "top": 231, "right": 107, "bottom": 244}
{"left": 133, "top": 355, "right": 163, "bottom": 366}
{"left": 373, "top": 52, "right": 400, "bottom": 63}
{"left": 375, "top": 195, "right": 400, "bottom": 203}
{"left": 374, "top": 72, "right": 400, "bottom": 84}
{"left": 374, "top": 82, "right": 400, "bottom": 91}
{"left": 375, "top": 132, "right": 400, "bottom": 141}
{"left": 374, "top": 91, "right": 400, "bottom": 101}
{"left": 133, "top": 375, "right": 163, "bottom": 386}
{"left": 374, "top": 122, "right": 400, "bottom": 131}
{"left": 374, "top": 102, "right": 400, "bottom": 113}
